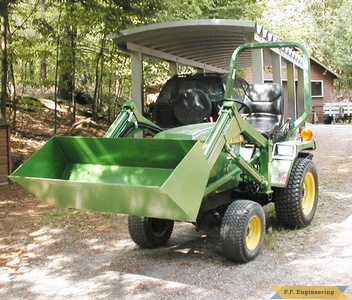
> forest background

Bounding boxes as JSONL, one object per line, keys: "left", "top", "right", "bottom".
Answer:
{"left": 1, "top": 0, "right": 352, "bottom": 128}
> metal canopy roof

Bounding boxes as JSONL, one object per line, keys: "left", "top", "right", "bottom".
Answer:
{"left": 110, "top": 19, "right": 303, "bottom": 73}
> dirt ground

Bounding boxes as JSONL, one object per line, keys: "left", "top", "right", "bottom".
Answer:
{"left": 0, "top": 123, "right": 351, "bottom": 300}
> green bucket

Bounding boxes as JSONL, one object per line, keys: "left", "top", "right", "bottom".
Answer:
{"left": 10, "top": 137, "right": 210, "bottom": 221}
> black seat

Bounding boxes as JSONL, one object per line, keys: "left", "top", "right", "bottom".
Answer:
{"left": 242, "top": 83, "right": 284, "bottom": 138}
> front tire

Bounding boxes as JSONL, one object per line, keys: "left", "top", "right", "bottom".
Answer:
{"left": 220, "top": 200, "right": 265, "bottom": 263}
{"left": 128, "top": 216, "right": 174, "bottom": 248}
{"left": 274, "top": 158, "right": 318, "bottom": 228}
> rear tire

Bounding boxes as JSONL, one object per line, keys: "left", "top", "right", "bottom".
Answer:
{"left": 220, "top": 200, "right": 265, "bottom": 262}
{"left": 274, "top": 158, "right": 318, "bottom": 228}
{"left": 128, "top": 216, "right": 174, "bottom": 248}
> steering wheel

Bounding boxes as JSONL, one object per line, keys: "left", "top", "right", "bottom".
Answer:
{"left": 215, "top": 98, "right": 252, "bottom": 118}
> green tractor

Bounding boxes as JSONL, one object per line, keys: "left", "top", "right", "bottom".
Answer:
{"left": 10, "top": 42, "right": 318, "bottom": 263}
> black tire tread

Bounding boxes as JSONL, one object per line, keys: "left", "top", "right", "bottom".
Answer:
{"left": 274, "top": 158, "right": 318, "bottom": 228}
{"left": 220, "top": 200, "right": 265, "bottom": 262}
{"left": 128, "top": 216, "right": 174, "bottom": 248}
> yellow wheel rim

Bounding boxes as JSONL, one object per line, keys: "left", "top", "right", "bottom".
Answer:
{"left": 301, "top": 171, "right": 316, "bottom": 216}
{"left": 246, "top": 215, "right": 262, "bottom": 251}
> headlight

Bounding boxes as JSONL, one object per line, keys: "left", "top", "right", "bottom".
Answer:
{"left": 274, "top": 144, "right": 296, "bottom": 157}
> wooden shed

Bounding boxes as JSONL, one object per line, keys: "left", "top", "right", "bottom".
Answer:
{"left": 0, "top": 119, "right": 11, "bottom": 185}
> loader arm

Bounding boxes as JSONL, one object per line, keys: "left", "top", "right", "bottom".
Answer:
{"left": 104, "top": 102, "right": 163, "bottom": 138}
{"left": 203, "top": 100, "right": 268, "bottom": 169}
{"left": 202, "top": 99, "right": 271, "bottom": 194}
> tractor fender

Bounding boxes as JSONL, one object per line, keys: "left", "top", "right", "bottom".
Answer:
{"left": 271, "top": 139, "right": 316, "bottom": 188}
{"left": 271, "top": 158, "right": 294, "bottom": 188}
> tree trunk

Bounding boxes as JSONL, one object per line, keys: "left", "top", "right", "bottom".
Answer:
{"left": 57, "top": 0, "right": 76, "bottom": 124}
{"left": 57, "top": 24, "right": 76, "bottom": 123}
{"left": 92, "top": 36, "right": 105, "bottom": 120}
{"left": 40, "top": 0, "right": 47, "bottom": 84}
{"left": 70, "top": 26, "right": 76, "bottom": 124}
{"left": 0, "top": 4, "right": 9, "bottom": 120}
{"left": 40, "top": 58, "right": 47, "bottom": 83}
{"left": 54, "top": 16, "right": 60, "bottom": 134}
{"left": 8, "top": 57, "right": 16, "bottom": 125}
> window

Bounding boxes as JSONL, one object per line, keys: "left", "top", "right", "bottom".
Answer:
{"left": 311, "top": 81, "right": 324, "bottom": 97}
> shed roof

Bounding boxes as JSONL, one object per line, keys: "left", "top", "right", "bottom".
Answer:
{"left": 110, "top": 19, "right": 304, "bottom": 73}
{"left": 310, "top": 56, "right": 341, "bottom": 79}
{"left": 111, "top": 19, "right": 340, "bottom": 80}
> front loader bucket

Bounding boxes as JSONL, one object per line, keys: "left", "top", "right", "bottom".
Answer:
{"left": 10, "top": 137, "right": 210, "bottom": 222}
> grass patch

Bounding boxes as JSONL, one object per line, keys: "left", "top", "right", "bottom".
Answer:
{"left": 33, "top": 207, "right": 118, "bottom": 232}
{"left": 34, "top": 207, "right": 93, "bottom": 231}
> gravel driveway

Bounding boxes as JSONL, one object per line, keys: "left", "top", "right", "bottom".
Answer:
{"left": 1, "top": 124, "right": 351, "bottom": 299}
